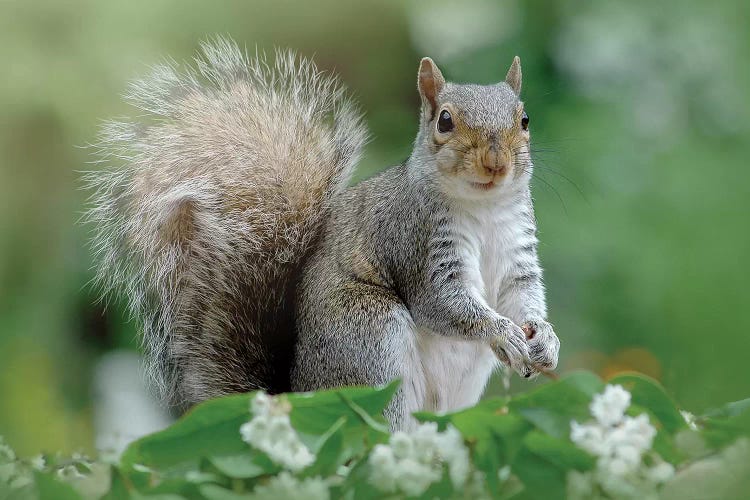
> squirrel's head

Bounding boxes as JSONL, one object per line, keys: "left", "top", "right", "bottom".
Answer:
{"left": 412, "top": 56, "right": 531, "bottom": 202}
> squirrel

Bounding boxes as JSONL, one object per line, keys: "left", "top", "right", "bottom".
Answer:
{"left": 86, "top": 38, "right": 560, "bottom": 429}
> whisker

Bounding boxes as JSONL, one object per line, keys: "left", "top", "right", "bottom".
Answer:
{"left": 516, "top": 162, "right": 568, "bottom": 214}
{"left": 533, "top": 171, "right": 568, "bottom": 214}
{"left": 531, "top": 161, "right": 588, "bottom": 204}
{"left": 513, "top": 145, "right": 589, "bottom": 206}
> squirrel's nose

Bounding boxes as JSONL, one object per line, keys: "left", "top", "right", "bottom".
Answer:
{"left": 482, "top": 147, "right": 509, "bottom": 174}
{"left": 483, "top": 162, "right": 508, "bottom": 174}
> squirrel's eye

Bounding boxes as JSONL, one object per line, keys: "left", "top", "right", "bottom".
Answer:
{"left": 521, "top": 111, "right": 529, "bottom": 131}
{"left": 437, "top": 109, "right": 454, "bottom": 133}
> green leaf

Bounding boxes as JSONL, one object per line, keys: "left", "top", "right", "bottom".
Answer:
{"left": 701, "top": 411, "right": 750, "bottom": 449}
{"left": 419, "top": 468, "right": 454, "bottom": 500}
{"left": 207, "top": 454, "right": 272, "bottom": 479}
{"left": 134, "top": 493, "right": 187, "bottom": 500}
{"left": 561, "top": 370, "right": 606, "bottom": 397}
{"left": 289, "top": 382, "right": 396, "bottom": 459}
{"left": 118, "top": 464, "right": 153, "bottom": 492}
{"left": 104, "top": 464, "right": 202, "bottom": 499}
{"left": 120, "top": 393, "right": 252, "bottom": 472}
{"left": 698, "top": 396, "right": 750, "bottom": 449}
{"left": 512, "top": 447, "right": 566, "bottom": 500}
{"left": 337, "top": 393, "right": 390, "bottom": 433}
{"left": 498, "top": 473, "right": 525, "bottom": 500}
{"left": 302, "top": 417, "right": 347, "bottom": 478}
{"left": 117, "top": 382, "right": 397, "bottom": 489}
{"left": 608, "top": 373, "right": 685, "bottom": 434}
{"left": 413, "top": 397, "right": 509, "bottom": 430}
{"left": 126, "top": 477, "right": 212, "bottom": 497}
{"left": 340, "top": 457, "right": 382, "bottom": 500}
{"left": 420, "top": 398, "right": 529, "bottom": 496}
{"left": 702, "top": 397, "right": 750, "bottom": 419}
{"left": 622, "top": 401, "right": 682, "bottom": 463}
{"left": 456, "top": 411, "right": 529, "bottom": 464}
{"left": 477, "top": 432, "right": 512, "bottom": 497}
{"left": 522, "top": 431, "right": 595, "bottom": 471}
{"left": 509, "top": 372, "right": 604, "bottom": 438}
{"left": 288, "top": 381, "right": 398, "bottom": 435}
{"left": 101, "top": 466, "right": 135, "bottom": 499}
{"left": 33, "top": 472, "right": 82, "bottom": 500}
{"left": 199, "top": 484, "right": 250, "bottom": 500}
{"left": 650, "top": 424, "right": 682, "bottom": 464}
{"left": 140, "top": 478, "right": 204, "bottom": 498}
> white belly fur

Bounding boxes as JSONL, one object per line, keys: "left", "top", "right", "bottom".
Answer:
{"left": 402, "top": 201, "right": 528, "bottom": 416}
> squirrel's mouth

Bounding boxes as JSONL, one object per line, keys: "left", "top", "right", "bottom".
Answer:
{"left": 470, "top": 180, "right": 497, "bottom": 191}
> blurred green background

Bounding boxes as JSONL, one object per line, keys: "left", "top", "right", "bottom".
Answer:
{"left": 1, "top": 0, "right": 749, "bottom": 456}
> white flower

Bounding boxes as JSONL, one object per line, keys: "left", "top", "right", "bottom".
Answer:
{"left": 596, "top": 468, "right": 642, "bottom": 499}
{"left": 240, "top": 392, "right": 315, "bottom": 472}
{"left": 647, "top": 461, "right": 675, "bottom": 483}
{"left": 370, "top": 445, "right": 395, "bottom": 469}
{"left": 251, "top": 472, "right": 329, "bottom": 500}
{"left": 498, "top": 465, "right": 511, "bottom": 482}
{"left": 390, "top": 432, "right": 413, "bottom": 459}
{"left": 571, "top": 421, "right": 608, "bottom": 455}
{"left": 397, "top": 458, "right": 439, "bottom": 497}
{"left": 70, "top": 452, "right": 91, "bottom": 463}
{"left": 590, "top": 384, "right": 631, "bottom": 426}
{"left": 680, "top": 410, "right": 699, "bottom": 431}
{"left": 619, "top": 414, "right": 656, "bottom": 451}
{"left": 250, "top": 391, "right": 291, "bottom": 417}
{"left": 369, "top": 445, "right": 398, "bottom": 492}
{"left": 251, "top": 391, "right": 272, "bottom": 414}
{"left": 569, "top": 384, "right": 669, "bottom": 499}
{"left": 0, "top": 440, "right": 15, "bottom": 464}
{"left": 28, "top": 455, "right": 46, "bottom": 471}
{"left": 439, "top": 424, "right": 471, "bottom": 488}
{"left": 0, "top": 443, "right": 17, "bottom": 484}
{"left": 6, "top": 473, "right": 32, "bottom": 490}
{"left": 467, "top": 470, "right": 492, "bottom": 500}
{"left": 412, "top": 422, "right": 441, "bottom": 456}
{"left": 567, "top": 470, "right": 596, "bottom": 499}
{"left": 613, "top": 444, "right": 641, "bottom": 468}
{"left": 335, "top": 463, "right": 352, "bottom": 477}
{"left": 56, "top": 465, "right": 85, "bottom": 482}
{"left": 599, "top": 455, "right": 637, "bottom": 477}
{"left": 0, "top": 438, "right": 33, "bottom": 490}
{"left": 368, "top": 423, "right": 470, "bottom": 495}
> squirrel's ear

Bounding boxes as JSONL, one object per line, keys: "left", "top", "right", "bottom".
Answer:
{"left": 504, "top": 56, "right": 522, "bottom": 95}
{"left": 418, "top": 57, "right": 445, "bottom": 119}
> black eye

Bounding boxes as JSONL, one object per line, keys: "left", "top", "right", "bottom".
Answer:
{"left": 521, "top": 111, "right": 529, "bottom": 131}
{"left": 437, "top": 109, "right": 454, "bottom": 133}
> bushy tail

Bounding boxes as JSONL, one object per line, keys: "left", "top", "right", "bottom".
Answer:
{"left": 84, "top": 38, "right": 367, "bottom": 409}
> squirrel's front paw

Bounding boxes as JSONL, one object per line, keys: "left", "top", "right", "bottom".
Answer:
{"left": 521, "top": 319, "right": 559, "bottom": 376}
{"left": 489, "top": 318, "right": 531, "bottom": 377}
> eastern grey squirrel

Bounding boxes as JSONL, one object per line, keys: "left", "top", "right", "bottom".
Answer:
{"left": 87, "top": 38, "right": 560, "bottom": 429}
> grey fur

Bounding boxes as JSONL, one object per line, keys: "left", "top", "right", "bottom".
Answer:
{"left": 84, "top": 38, "right": 367, "bottom": 408}
{"left": 294, "top": 60, "right": 559, "bottom": 428}
{"left": 85, "top": 39, "right": 559, "bottom": 425}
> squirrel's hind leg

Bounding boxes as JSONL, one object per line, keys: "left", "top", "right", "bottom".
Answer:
{"left": 293, "top": 279, "right": 424, "bottom": 431}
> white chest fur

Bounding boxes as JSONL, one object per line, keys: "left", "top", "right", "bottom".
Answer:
{"left": 405, "top": 198, "right": 531, "bottom": 418}
{"left": 454, "top": 202, "right": 529, "bottom": 310}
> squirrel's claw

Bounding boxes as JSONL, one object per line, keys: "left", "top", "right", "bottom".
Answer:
{"left": 490, "top": 320, "right": 531, "bottom": 377}
{"left": 523, "top": 320, "right": 560, "bottom": 375}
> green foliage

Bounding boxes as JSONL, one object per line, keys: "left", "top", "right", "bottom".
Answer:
{"left": 3, "top": 372, "right": 749, "bottom": 499}
{"left": 1, "top": 0, "right": 750, "bottom": 457}
{"left": 119, "top": 394, "right": 252, "bottom": 472}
